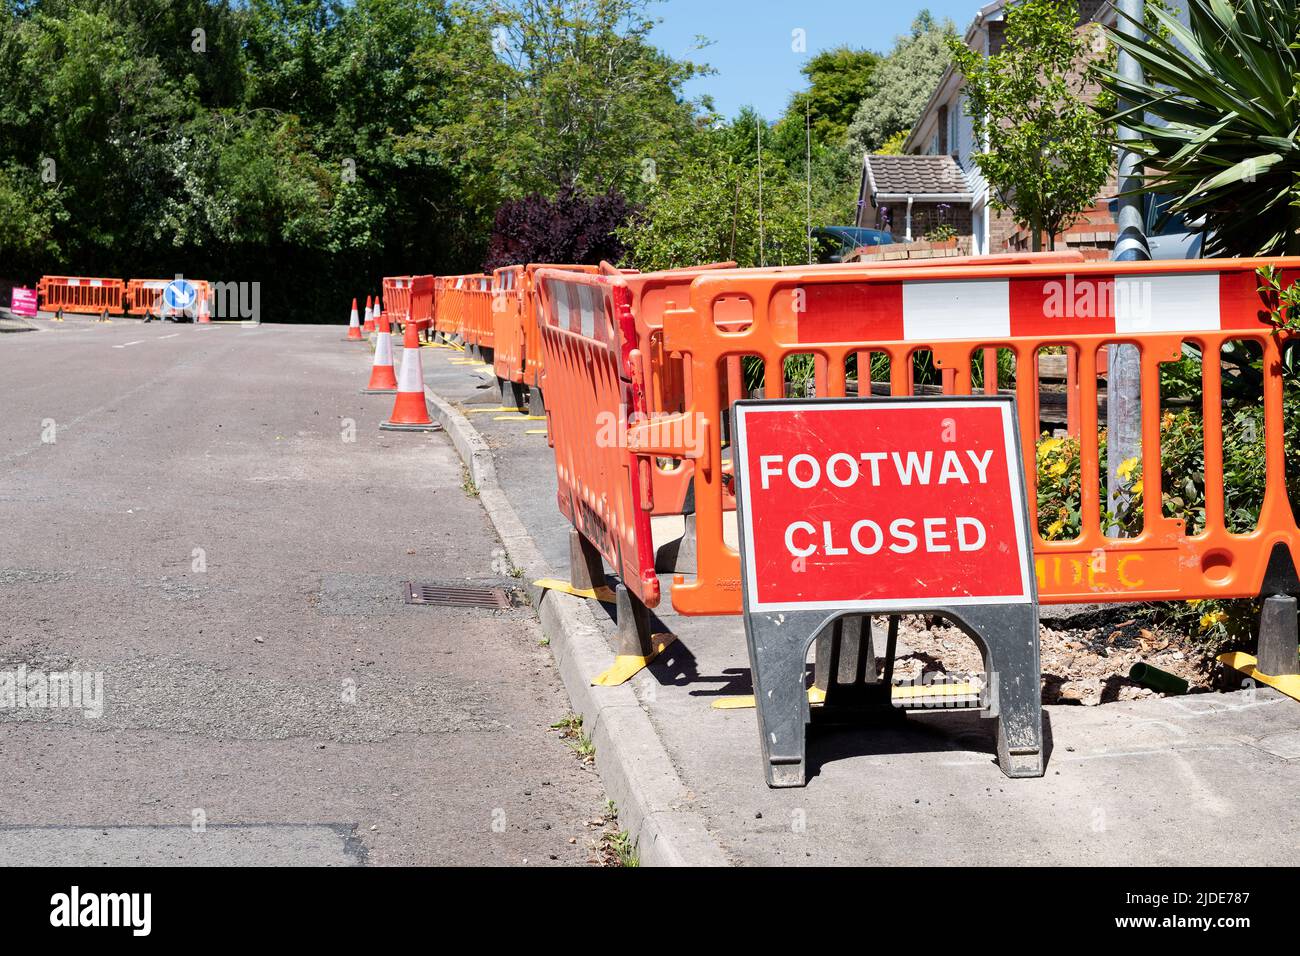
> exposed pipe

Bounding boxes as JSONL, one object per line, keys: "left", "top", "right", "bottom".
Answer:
{"left": 1107, "top": 0, "right": 1149, "bottom": 537}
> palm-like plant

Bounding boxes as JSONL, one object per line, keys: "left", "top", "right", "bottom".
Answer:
{"left": 1097, "top": 0, "right": 1300, "bottom": 256}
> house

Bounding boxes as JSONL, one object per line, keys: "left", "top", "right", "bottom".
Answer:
{"left": 855, "top": 0, "right": 1120, "bottom": 258}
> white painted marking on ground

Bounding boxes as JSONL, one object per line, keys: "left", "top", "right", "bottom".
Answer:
{"left": 112, "top": 340, "right": 146, "bottom": 349}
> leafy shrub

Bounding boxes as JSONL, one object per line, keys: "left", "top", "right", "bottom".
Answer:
{"left": 482, "top": 186, "right": 631, "bottom": 271}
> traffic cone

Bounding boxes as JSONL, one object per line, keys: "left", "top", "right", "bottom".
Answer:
{"left": 380, "top": 320, "right": 441, "bottom": 432}
{"left": 346, "top": 298, "right": 363, "bottom": 341}
{"left": 363, "top": 295, "right": 376, "bottom": 333}
{"left": 197, "top": 295, "right": 211, "bottom": 324}
{"left": 362, "top": 312, "right": 399, "bottom": 393}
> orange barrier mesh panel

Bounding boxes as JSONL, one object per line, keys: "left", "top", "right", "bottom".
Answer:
{"left": 433, "top": 274, "right": 475, "bottom": 339}
{"left": 523, "top": 264, "right": 600, "bottom": 390}
{"left": 433, "top": 277, "right": 453, "bottom": 335}
{"left": 627, "top": 256, "right": 1300, "bottom": 616}
{"left": 459, "top": 274, "right": 494, "bottom": 348}
{"left": 382, "top": 276, "right": 413, "bottom": 325}
{"left": 619, "top": 253, "right": 1086, "bottom": 519}
{"left": 536, "top": 268, "right": 660, "bottom": 608}
{"left": 39, "top": 276, "right": 126, "bottom": 315}
{"left": 410, "top": 275, "right": 433, "bottom": 330}
{"left": 492, "top": 266, "right": 526, "bottom": 383}
{"left": 124, "top": 279, "right": 211, "bottom": 317}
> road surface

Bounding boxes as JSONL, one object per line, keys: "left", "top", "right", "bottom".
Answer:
{"left": 0, "top": 317, "right": 606, "bottom": 865}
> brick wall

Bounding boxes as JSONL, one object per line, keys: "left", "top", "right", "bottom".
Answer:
{"left": 849, "top": 237, "right": 974, "bottom": 262}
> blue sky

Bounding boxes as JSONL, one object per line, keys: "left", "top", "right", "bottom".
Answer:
{"left": 649, "top": 0, "right": 981, "bottom": 121}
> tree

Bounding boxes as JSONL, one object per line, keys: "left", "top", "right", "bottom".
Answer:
{"left": 482, "top": 186, "right": 630, "bottom": 268}
{"left": 775, "top": 47, "right": 878, "bottom": 151}
{"left": 847, "top": 11, "right": 955, "bottom": 154}
{"left": 1098, "top": 0, "right": 1300, "bottom": 256}
{"left": 950, "top": 0, "right": 1111, "bottom": 251}
{"left": 618, "top": 120, "right": 810, "bottom": 271}
{"left": 414, "top": 0, "right": 709, "bottom": 206}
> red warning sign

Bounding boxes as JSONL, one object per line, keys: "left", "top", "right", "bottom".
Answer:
{"left": 732, "top": 398, "right": 1033, "bottom": 612}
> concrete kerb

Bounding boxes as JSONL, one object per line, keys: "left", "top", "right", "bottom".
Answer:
{"left": 424, "top": 384, "right": 729, "bottom": 867}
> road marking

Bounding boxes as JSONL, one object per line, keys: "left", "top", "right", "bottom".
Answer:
{"left": 112, "top": 340, "right": 146, "bottom": 349}
{"left": 159, "top": 333, "right": 180, "bottom": 339}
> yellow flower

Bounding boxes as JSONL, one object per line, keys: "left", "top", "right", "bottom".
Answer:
{"left": 1046, "top": 519, "right": 1065, "bottom": 538}
{"left": 1116, "top": 456, "right": 1139, "bottom": 481}
{"left": 1049, "top": 459, "right": 1068, "bottom": 477}
{"left": 1038, "top": 437, "right": 1064, "bottom": 460}
{"left": 1131, "top": 479, "right": 1143, "bottom": 495}
{"left": 1199, "top": 611, "right": 1228, "bottom": 632}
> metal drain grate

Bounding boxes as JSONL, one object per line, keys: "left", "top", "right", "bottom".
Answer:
{"left": 404, "top": 581, "right": 513, "bottom": 609}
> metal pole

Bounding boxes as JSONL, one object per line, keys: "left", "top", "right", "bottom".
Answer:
{"left": 1107, "top": 0, "right": 1149, "bottom": 536}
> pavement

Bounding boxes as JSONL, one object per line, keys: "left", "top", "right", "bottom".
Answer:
{"left": 0, "top": 315, "right": 609, "bottom": 866}
{"left": 421, "top": 338, "right": 1300, "bottom": 867}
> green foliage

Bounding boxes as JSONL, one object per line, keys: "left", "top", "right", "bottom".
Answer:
{"left": 847, "top": 11, "right": 955, "bottom": 154}
{"left": 877, "top": 129, "right": 909, "bottom": 156}
{"left": 412, "top": 0, "right": 708, "bottom": 206}
{"left": 950, "top": 0, "right": 1111, "bottom": 250}
{"left": 1097, "top": 0, "right": 1300, "bottom": 256}
{"left": 617, "top": 125, "right": 811, "bottom": 271}
{"left": 777, "top": 46, "right": 879, "bottom": 149}
{"left": 0, "top": 0, "right": 708, "bottom": 317}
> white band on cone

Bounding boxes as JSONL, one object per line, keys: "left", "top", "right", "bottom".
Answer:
{"left": 397, "top": 348, "right": 423, "bottom": 392}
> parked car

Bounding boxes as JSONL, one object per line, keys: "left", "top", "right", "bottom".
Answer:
{"left": 1107, "top": 194, "right": 1208, "bottom": 259}
{"left": 812, "top": 226, "right": 895, "bottom": 264}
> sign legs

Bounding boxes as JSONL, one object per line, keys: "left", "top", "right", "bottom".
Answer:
{"left": 745, "top": 605, "right": 1044, "bottom": 788}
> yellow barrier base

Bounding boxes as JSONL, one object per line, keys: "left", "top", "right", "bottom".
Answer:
{"left": 711, "top": 682, "right": 980, "bottom": 710}
{"left": 525, "top": 429, "right": 547, "bottom": 435}
{"left": 493, "top": 414, "right": 547, "bottom": 421}
{"left": 466, "top": 406, "right": 524, "bottom": 415}
{"left": 534, "top": 577, "right": 616, "bottom": 603}
{"left": 592, "top": 634, "right": 676, "bottom": 687}
{"left": 1217, "top": 651, "right": 1300, "bottom": 701}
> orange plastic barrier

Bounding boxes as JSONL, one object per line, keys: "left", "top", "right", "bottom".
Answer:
{"left": 535, "top": 268, "right": 660, "bottom": 608}
{"left": 382, "top": 276, "right": 413, "bottom": 326}
{"left": 38, "top": 276, "right": 126, "bottom": 316}
{"left": 615, "top": 253, "right": 1086, "bottom": 519}
{"left": 409, "top": 275, "right": 434, "bottom": 333}
{"left": 432, "top": 274, "right": 492, "bottom": 347}
{"left": 623, "top": 256, "right": 1300, "bottom": 616}
{"left": 461, "top": 274, "right": 494, "bottom": 351}
{"left": 522, "top": 264, "right": 600, "bottom": 394}
{"left": 124, "top": 278, "right": 211, "bottom": 318}
{"left": 491, "top": 266, "right": 526, "bottom": 387}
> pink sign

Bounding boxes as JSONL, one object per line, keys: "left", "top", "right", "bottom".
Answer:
{"left": 10, "top": 287, "right": 37, "bottom": 317}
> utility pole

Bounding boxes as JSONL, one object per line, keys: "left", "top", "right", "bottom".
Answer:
{"left": 1107, "top": 0, "right": 1149, "bottom": 536}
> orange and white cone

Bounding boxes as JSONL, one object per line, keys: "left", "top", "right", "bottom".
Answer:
{"left": 346, "top": 298, "right": 363, "bottom": 341}
{"left": 362, "top": 313, "right": 399, "bottom": 393}
{"left": 363, "top": 295, "right": 376, "bottom": 333}
{"left": 197, "top": 295, "right": 211, "bottom": 324}
{"left": 380, "top": 320, "right": 441, "bottom": 432}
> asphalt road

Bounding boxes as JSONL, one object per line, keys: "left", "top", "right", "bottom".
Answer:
{"left": 0, "top": 317, "right": 606, "bottom": 866}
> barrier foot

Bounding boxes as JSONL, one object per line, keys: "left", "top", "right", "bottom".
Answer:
{"left": 527, "top": 386, "right": 545, "bottom": 417}
{"left": 593, "top": 634, "right": 676, "bottom": 687}
{"left": 814, "top": 616, "right": 878, "bottom": 697}
{"left": 591, "top": 586, "right": 674, "bottom": 686}
{"left": 499, "top": 377, "right": 525, "bottom": 410}
{"left": 655, "top": 512, "right": 697, "bottom": 574}
{"left": 1217, "top": 651, "right": 1300, "bottom": 701}
{"left": 1257, "top": 594, "right": 1299, "bottom": 677}
{"left": 569, "top": 529, "right": 604, "bottom": 592}
{"left": 713, "top": 687, "right": 826, "bottom": 710}
{"left": 533, "top": 577, "right": 616, "bottom": 603}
